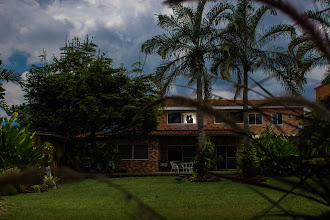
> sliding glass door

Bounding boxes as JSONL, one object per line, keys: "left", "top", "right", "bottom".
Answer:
{"left": 168, "top": 146, "right": 196, "bottom": 162}
{"left": 216, "top": 146, "right": 237, "bottom": 170}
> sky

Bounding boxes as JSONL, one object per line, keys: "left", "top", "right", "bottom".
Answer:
{"left": 0, "top": 0, "right": 327, "bottom": 117}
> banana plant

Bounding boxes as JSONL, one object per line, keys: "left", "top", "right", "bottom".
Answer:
{"left": 0, "top": 112, "right": 42, "bottom": 169}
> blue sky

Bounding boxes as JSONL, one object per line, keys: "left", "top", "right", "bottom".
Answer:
{"left": 0, "top": 0, "right": 327, "bottom": 118}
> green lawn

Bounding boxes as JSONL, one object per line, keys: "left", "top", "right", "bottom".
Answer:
{"left": 2, "top": 176, "right": 329, "bottom": 219}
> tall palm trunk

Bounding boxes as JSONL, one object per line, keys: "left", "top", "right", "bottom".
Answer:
{"left": 243, "top": 68, "right": 249, "bottom": 134}
{"left": 196, "top": 69, "right": 205, "bottom": 150}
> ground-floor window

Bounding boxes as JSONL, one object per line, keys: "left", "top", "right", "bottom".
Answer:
{"left": 216, "top": 146, "right": 237, "bottom": 170}
{"left": 117, "top": 144, "right": 148, "bottom": 160}
{"left": 168, "top": 145, "right": 196, "bottom": 162}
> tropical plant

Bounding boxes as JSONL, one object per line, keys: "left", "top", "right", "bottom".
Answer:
{"left": 249, "top": 126, "right": 299, "bottom": 176}
{"left": 41, "top": 142, "right": 54, "bottom": 165}
{"left": 191, "top": 137, "right": 216, "bottom": 181}
{"left": 43, "top": 175, "right": 58, "bottom": 188}
{"left": 142, "top": 0, "right": 234, "bottom": 148}
{"left": 0, "top": 112, "right": 42, "bottom": 170}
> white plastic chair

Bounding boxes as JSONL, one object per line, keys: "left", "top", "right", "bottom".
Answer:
{"left": 170, "top": 161, "right": 182, "bottom": 172}
{"left": 179, "top": 162, "right": 194, "bottom": 172}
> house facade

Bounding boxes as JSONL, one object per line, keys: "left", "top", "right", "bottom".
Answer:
{"left": 116, "top": 99, "right": 303, "bottom": 173}
{"left": 314, "top": 83, "right": 330, "bottom": 100}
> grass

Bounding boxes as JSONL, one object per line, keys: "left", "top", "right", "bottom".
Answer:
{"left": 2, "top": 176, "right": 329, "bottom": 219}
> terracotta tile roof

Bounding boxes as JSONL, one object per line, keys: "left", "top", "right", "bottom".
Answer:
{"left": 76, "top": 132, "right": 107, "bottom": 138}
{"left": 34, "top": 131, "right": 67, "bottom": 140}
{"left": 152, "top": 129, "right": 237, "bottom": 136}
{"left": 166, "top": 99, "right": 285, "bottom": 107}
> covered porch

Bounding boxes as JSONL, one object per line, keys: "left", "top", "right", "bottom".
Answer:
{"left": 155, "top": 131, "right": 241, "bottom": 171}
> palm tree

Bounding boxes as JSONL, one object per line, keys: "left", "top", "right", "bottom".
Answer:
{"left": 211, "top": 0, "right": 302, "bottom": 134}
{"left": 0, "top": 59, "right": 23, "bottom": 112}
{"left": 142, "top": 0, "right": 233, "bottom": 149}
{"left": 288, "top": 0, "right": 329, "bottom": 85}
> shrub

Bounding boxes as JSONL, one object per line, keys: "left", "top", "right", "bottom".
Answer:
{"left": 41, "top": 183, "right": 49, "bottom": 192}
{"left": 41, "top": 142, "right": 54, "bottom": 165}
{"left": 249, "top": 126, "right": 299, "bottom": 176}
{"left": 0, "top": 184, "right": 17, "bottom": 196}
{"left": 18, "top": 185, "right": 27, "bottom": 193}
{"left": 0, "top": 166, "right": 21, "bottom": 177}
{"left": 30, "top": 185, "right": 42, "bottom": 193}
{"left": 190, "top": 137, "right": 217, "bottom": 182}
{"left": 44, "top": 175, "right": 58, "bottom": 188}
{"left": 63, "top": 139, "right": 120, "bottom": 174}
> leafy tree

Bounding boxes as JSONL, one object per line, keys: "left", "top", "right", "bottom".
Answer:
{"left": 211, "top": 0, "right": 303, "bottom": 134}
{"left": 12, "top": 36, "right": 159, "bottom": 138}
{"left": 142, "top": 0, "right": 233, "bottom": 148}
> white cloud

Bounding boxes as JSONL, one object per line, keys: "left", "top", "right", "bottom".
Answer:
{"left": 0, "top": 0, "right": 165, "bottom": 66}
{"left": 2, "top": 82, "right": 25, "bottom": 106}
{"left": 213, "top": 90, "right": 236, "bottom": 100}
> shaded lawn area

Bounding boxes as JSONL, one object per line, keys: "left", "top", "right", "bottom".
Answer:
{"left": 3, "top": 176, "right": 329, "bottom": 220}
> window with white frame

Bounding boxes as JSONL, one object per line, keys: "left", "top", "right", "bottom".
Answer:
{"left": 117, "top": 144, "right": 148, "bottom": 160}
{"left": 272, "top": 113, "right": 283, "bottom": 125}
{"left": 215, "top": 112, "right": 243, "bottom": 124}
{"left": 167, "top": 112, "right": 197, "bottom": 124}
{"left": 249, "top": 113, "right": 263, "bottom": 125}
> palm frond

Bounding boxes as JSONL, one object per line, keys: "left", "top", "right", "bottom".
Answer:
{"left": 250, "top": 5, "right": 276, "bottom": 38}
{"left": 0, "top": 68, "right": 23, "bottom": 87}
{"left": 260, "top": 24, "right": 296, "bottom": 46}
{"left": 306, "top": 8, "right": 330, "bottom": 28}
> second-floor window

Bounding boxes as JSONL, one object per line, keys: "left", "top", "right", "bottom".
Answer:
{"left": 272, "top": 113, "right": 283, "bottom": 125}
{"left": 249, "top": 113, "right": 263, "bottom": 125}
{"left": 168, "top": 112, "right": 196, "bottom": 124}
{"left": 215, "top": 112, "right": 243, "bottom": 124}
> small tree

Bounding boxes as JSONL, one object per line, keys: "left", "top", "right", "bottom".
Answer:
{"left": 191, "top": 137, "right": 216, "bottom": 181}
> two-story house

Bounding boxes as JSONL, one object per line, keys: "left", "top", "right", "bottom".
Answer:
{"left": 116, "top": 99, "right": 303, "bottom": 173}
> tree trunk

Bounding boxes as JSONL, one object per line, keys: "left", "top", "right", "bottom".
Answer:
{"left": 243, "top": 68, "right": 249, "bottom": 135}
{"left": 196, "top": 69, "right": 205, "bottom": 150}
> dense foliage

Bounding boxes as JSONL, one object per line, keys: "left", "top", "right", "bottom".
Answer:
{"left": 0, "top": 112, "right": 42, "bottom": 170}
{"left": 63, "top": 138, "right": 120, "bottom": 174}
{"left": 12, "top": 36, "right": 159, "bottom": 138}
{"left": 299, "top": 95, "right": 330, "bottom": 159}
{"left": 190, "top": 137, "right": 218, "bottom": 181}
{"left": 242, "top": 126, "right": 298, "bottom": 176}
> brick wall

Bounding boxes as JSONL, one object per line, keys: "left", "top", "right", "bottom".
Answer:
{"left": 117, "top": 138, "right": 159, "bottom": 173}
{"left": 315, "top": 83, "right": 330, "bottom": 100}
{"left": 158, "top": 108, "right": 302, "bottom": 135}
